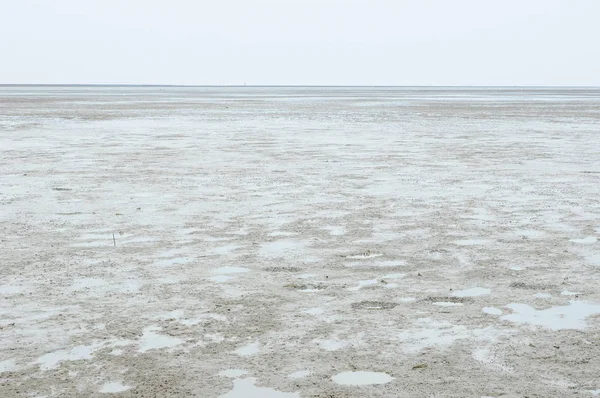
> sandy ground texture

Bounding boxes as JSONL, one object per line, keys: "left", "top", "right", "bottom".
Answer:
{"left": 1, "top": 86, "right": 600, "bottom": 397}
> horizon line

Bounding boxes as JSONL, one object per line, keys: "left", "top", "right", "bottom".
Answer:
{"left": 1, "top": 84, "right": 600, "bottom": 89}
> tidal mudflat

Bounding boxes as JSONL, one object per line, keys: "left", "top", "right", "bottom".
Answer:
{"left": 1, "top": 86, "right": 600, "bottom": 397}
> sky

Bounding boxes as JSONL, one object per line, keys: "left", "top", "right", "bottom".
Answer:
{"left": 1, "top": 0, "right": 599, "bottom": 86}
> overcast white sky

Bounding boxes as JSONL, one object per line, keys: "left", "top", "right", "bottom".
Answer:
{"left": 1, "top": 0, "right": 599, "bottom": 86}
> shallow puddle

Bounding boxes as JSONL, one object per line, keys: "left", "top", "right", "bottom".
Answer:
{"left": 347, "top": 252, "right": 382, "bottom": 259}
{"left": 260, "top": 240, "right": 305, "bottom": 257}
{"left": 501, "top": 301, "right": 600, "bottom": 330}
{"left": 570, "top": 236, "right": 597, "bottom": 244}
{"left": 453, "top": 239, "right": 488, "bottom": 246}
{"left": 585, "top": 254, "right": 600, "bottom": 266}
{"left": 332, "top": 371, "right": 393, "bottom": 386}
{"left": 100, "top": 381, "right": 131, "bottom": 394}
{"left": 383, "top": 273, "right": 405, "bottom": 279}
{"left": 0, "top": 359, "right": 18, "bottom": 373}
{"left": 346, "top": 260, "right": 405, "bottom": 268}
{"left": 433, "top": 302, "right": 464, "bottom": 307}
{"left": 212, "top": 244, "right": 242, "bottom": 255}
{"left": 323, "top": 226, "right": 346, "bottom": 236}
{"left": 482, "top": 307, "right": 503, "bottom": 315}
{"left": 561, "top": 291, "right": 580, "bottom": 296}
{"left": 70, "top": 278, "right": 108, "bottom": 291}
{"left": 138, "top": 327, "right": 183, "bottom": 352}
{"left": 0, "top": 285, "right": 23, "bottom": 295}
{"left": 219, "top": 377, "right": 300, "bottom": 398}
{"left": 398, "top": 316, "right": 510, "bottom": 353}
{"left": 268, "top": 231, "right": 297, "bottom": 237}
{"left": 234, "top": 341, "right": 260, "bottom": 356}
{"left": 37, "top": 343, "right": 103, "bottom": 370}
{"left": 219, "top": 369, "right": 248, "bottom": 378}
{"left": 348, "top": 279, "right": 378, "bottom": 291}
{"left": 297, "top": 274, "right": 317, "bottom": 279}
{"left": 399, "top": 297, "right": 417, "bottom": 303}
{"left": 304, "top": 308, "right": 324, "bottom": 315}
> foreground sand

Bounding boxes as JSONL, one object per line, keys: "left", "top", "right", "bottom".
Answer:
{"left": 1, "top": 87, "right": 600, "bottom": 397}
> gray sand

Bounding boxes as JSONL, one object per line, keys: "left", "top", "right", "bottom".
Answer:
{"left": 1, "top": 87, "right": 600, "bottom": 397}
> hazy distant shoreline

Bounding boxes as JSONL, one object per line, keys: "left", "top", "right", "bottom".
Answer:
{"left": 2, "top": 84, "right": 600, "bottom": 88}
